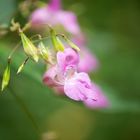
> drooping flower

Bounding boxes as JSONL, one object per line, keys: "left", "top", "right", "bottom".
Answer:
{"left": 30, "top": 0, "right": 81, "bottom": 35}
{"left": 43, "top": 47, "right": 108, "bottom": 108}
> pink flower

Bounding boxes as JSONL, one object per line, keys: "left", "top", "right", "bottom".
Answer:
{"left": 43, "top": 47, "right": 108, "bottom": 108}
{"left": 30, "top": 0, "right": 81, "bottom": 35}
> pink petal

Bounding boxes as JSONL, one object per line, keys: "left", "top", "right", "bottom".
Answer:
{"left": 64, "top": 72, "right": 95, "bottom": 101}
{"left": 55, "top": 11, "right": 81, "bottom": 35}
{"left": 43, "top": 66, "right": 58, "bottom": 87}
{"left": 48, "top": 0, "right": 61, "bottom": 12}
{"left": 83, "top": 84, "right": 109, "bottom": 108}
{"left": 64, "top": 77, "right": 86, "bottom": 101}
{"left": 53, "top": 85, "right": 65, "bottom": 95}
{"left": 78, "top": 48, "right": 99, "bottom": 73}
{"left": 57, "top": 48, "right": 79, "bottom": 72}
{"left": 72, "top": 33, "right": 87, "bottom": 47}
{"left": 30, "top": 2, "right": 81, "bottom": 35}
{"left": 30, "top": 7, "right": 50, "bottom": 26}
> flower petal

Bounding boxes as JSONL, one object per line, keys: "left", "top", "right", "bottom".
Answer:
{"left": 78, "top": 48, "right": 99, "bottom": 73}
{"left": 64, "top": 78, "right": 85, "bottom": 101}
{"left": 57, "top": 48, "right": 79, "bottom": 72}
{"left": 64, "top": 72, "right": 94, "bottom": 101}
{"left": 83, "top": 84, "right": 109, "bottom": 108}
{"left": 56, "top": 11, "right": 81, "bottom": 35}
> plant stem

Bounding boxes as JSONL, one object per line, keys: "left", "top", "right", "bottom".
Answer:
{"left": 8, "top": 42, "right": 21, "bottom": 60}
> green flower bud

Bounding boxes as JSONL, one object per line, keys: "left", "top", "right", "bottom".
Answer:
{"left": 65, "top": 38, "right": 80, "bottom": 52}
{"left": 17, "top": 57, "right": 29, "bottom": 74}
{"left": 20, "top": 32, "right": 39, "bottom": 62}
{"left": 38, "top": 42, "right": 49, "bottom": 61}
{"left": 51, "top": 29, "right": 65, "bottom": 52}
{"left": 1, "top": 62, "right": 10, "bottom": 91}
{"left": 17, "top": 63, "right": 24, "bottom": 74}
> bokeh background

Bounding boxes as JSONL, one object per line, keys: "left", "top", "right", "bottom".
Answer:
{"left": 0, "top": 0, "right": 140, "bottom": 140}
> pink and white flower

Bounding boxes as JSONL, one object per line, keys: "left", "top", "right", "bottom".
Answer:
{"left": 43, "top": 48, "right": 108, "bottom": 108}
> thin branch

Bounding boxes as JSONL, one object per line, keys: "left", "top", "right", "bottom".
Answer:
{"left": 8, "top": 42, "right": 21, "bottom": 60}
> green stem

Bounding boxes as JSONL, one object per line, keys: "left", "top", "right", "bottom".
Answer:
{"left": 8, "top": 85, "right": 40, "bottom": 136}
{"left": 32, "top": 36, "right": 51, "bottom": 44}
{"left": 8, "top": 42, "right": 21, "bottom": 60}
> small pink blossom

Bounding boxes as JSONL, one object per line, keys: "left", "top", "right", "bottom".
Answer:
{"left": 30, "top": 0, "right": 81, "bottom": 35}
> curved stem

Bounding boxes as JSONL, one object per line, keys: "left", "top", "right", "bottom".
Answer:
{"left": 32, "top": 36, "right": 51, "bottom": 44}
{"left": 30, "top": 34, "right": 42, "bottom": 41}
{"left": 8, "top": 42, "right": 21, "bottom": 60}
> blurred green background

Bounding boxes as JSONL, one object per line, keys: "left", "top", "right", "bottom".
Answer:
{"left": 0, "top": 0, "right": 140, "bottom": 140}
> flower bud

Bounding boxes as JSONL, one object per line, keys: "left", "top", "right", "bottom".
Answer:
{"left": 17, "top": 63, "right": 24, "bottom": 74}
{"left": 1, "top": 62, "right": 10, "bottom": 91}
{"left": 65, "top": 38, "right": 80, "bottom": 52}
{"left": 38, "top": 42, "right": 49, "bottom": 61}
{"left": 20, "top": 32, "right": 39, "bottom": 62}
{"left": 51, "top": 29, "right": 65, "bottom": 51}
{"left": 17, "top": 57, "right": 29, "bottom": 74}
